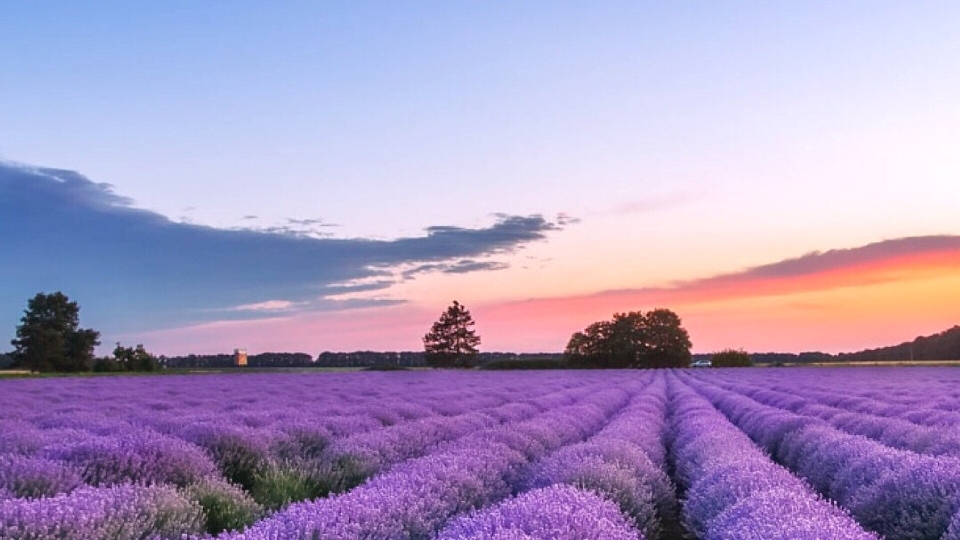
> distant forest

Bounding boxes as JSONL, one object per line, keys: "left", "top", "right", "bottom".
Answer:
{"left": 835, "top": 325, "right": 960, "bottom": 362}
{"left": 733, "top": 325, "right": 960, "bottom": 365}
{"left": 8, "top": 325, "right": 959, "bottom": 370}
{"left": 161, "top": 351, "right": 563, "bottom": 369}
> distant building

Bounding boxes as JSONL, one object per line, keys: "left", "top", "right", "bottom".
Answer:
{"left": 234, "top": 348, "right": 248, "bottom": 367}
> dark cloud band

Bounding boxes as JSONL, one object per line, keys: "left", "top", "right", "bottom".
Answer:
{"left": 0, "top": 161, "right": 564, "bottom": 334}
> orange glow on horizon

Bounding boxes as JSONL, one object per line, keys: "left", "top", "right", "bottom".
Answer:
{"left": 137, "top": 247, "right": 960, "bottom": 355}
{"left": 476, "top": 249, "right": 960, "bottom": 353}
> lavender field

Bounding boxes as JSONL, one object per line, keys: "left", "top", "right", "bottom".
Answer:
{"left": 3, "top": 368, "right": 960, "bottom": 540}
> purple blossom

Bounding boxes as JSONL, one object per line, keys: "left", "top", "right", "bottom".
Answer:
{"left": 0, "top": 454, "right": 83, "bottom": 498}
{"left": 43, "top": 429, "right": 219, "bottom": 487}
{"left": 0, "top": 483, "right": 205, "bottom": 539}
{"left": 435, "top": 484, "right": 644, "bottom": 540}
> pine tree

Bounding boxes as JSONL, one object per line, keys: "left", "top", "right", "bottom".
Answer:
{"left": 423, "top": 301, "right": 481, "bottom": 368}
{"left": 11, "top": 292, "right": 100, "bottom": 372}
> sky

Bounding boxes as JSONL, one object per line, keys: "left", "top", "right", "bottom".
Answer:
{"left": 2, "top": 2, "right": 960, "bottom": 355}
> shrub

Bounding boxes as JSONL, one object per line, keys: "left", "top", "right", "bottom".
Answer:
{"left": 185, "top": 477, "right": 263, "bottom": 534}
{"left": 435, "top": 484, "right": 643, "bottom": 540}
{"left": 0, "top": 483, "right": 205, "bottom": 540}
{"left": 179, "top": 425, "right": 272, "bottom": 492}
{"left": 0, "top": 454, "right": 83, "bottom": 498}
{"left": 43, "top": 430, "right": 219, "bottom": 487}
{"left": 250, "top": 462, "right": 330, "bottom": 511}
{"left": 710, "top": 349, "right": 753, "bottom": 367}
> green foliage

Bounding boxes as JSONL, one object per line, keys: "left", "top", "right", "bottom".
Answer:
{"left": 250, "top": 465, "right": 327, "bottom": 510}
{"left": 113, "top": 343, "right": 159, "bottom": 371}
{"left": 271, "top": 455, "right": 373, "bottom": 501}
{"left": 711, "top": 348, "right": 753, "bottom": 367}
{"left": 272, "top": 431, "right": 330, "bottom": 462}
{"left": 423, "top": 301, "right": 481, "bottom": 368}
{"left": 185, "top": 478, "right": 262, "bottom": 534}
{"left": 206, "top": 438, "right": 268, "bottom": 493}
{"left": 563, "top": 309, "right": 692, "bottom": 369}
{"left": 11, "top": 292, "right": 100, "bottom": 372}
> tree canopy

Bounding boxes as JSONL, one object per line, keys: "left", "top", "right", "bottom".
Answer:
{"left": 423, "top": 301, "right": 481, "bottom": 368}
{"left": 93, "top": 343, "right": 160, "bottom": 372}
{"left": 11, "top": 292, "right": 100, "bottom": 372}
{"left": 710, "top": 348, "right": 753, "bottom": 367}
{"left": 564, "top": 309, "right": 691, "bottom": 369}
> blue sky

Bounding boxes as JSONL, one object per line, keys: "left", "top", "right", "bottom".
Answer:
{"left": 3, "top": 2, "right": 960, "bottom": 354}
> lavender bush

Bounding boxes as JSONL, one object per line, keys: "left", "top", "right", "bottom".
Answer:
{"left": 435, "top": 484, "right": 643, "bottom": 540}
{"left": 0, "top": 483, "right": 205, "bottom": 540}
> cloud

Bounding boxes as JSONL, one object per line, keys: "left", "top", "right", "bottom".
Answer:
{"left": 401, "top": 259, "right": 509, "bottom": 279}
{"left": 658, "top": 235, "right": 960, "bottom": 301}
{"left": 233, "top": 217, "right": 341, "bottom": 239}
{"left": 443, "top": 260, "right": 510, "bottom": 274}
{"left": 555, "top": 213, "right": 581, "bottom": 226}
{"left": 0, "top": 161, "right": 564, "bottom": 336}
{"left": 609, "top": 191, "right": 699, "bottom": 216}
{"left": 227, "top": 300, "right": 306, "bottom": 312}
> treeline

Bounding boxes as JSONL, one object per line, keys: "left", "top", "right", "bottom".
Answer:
{"left": 163, "top": 352, "right": 314, "bottom": 369}
{"left": 161, "top": 351, "right": 564, "bottom": 369}
{"left": 837, "top": 325, "right": 960, "bottom": 362}
{"left": 315, "top": 351, "right": 564, "bottom": 368}
{"left": 742, "top": 352, "right": 835, "bottom": 365}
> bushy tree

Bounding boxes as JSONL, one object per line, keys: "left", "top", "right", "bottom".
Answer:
{"left": 711, "top": 349, "right": 753, "bottom": 367}
{"left": 423, "top": 301, "right": 481, "bottom": 368}
{"left": 11, "top": 292, "right": 100, "bottom": 372}
{"left": 112, "top": 343, "right": 159, "bottom": 372}
{"left": 564, "top": 309, "right": 691, "bottom": 369}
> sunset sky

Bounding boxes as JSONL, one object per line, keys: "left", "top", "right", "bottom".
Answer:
{"left": 2, "top": 2, "right": 960, "bottom": 355}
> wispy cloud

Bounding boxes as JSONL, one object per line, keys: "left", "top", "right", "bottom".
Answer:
{"left": 401, "top": 259, "right": 509, "bottom": 279}
{"left": 608, "top": 191, "right": 700, "bottom": 216}
{"left": 227, "top": 300, "right": 306, "bottom": 312}
{"left": 236, "top": 217, "right": 341, "bottom": 239}
{"left": 0, "top": 161, "right": 566, "bottom": 336}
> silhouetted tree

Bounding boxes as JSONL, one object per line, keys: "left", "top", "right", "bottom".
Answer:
{"left": 564, "top": 309, "right": 691, "bottom": 368}
{"left": 642, "top": 309, "right": 693, "bottom": 368}
{"left": 710, "top": 348, "right": 753, "bottom": 367}
{"left": 423, "top": 301, "right": 481, "bottom": 368}
{"left": 11, "top": 292, "right": 100, "bottom": 372}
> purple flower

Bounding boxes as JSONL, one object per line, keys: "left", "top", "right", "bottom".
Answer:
{"left": 0, "top": 483, "right": 205, "bottom": 539}
{"left": 436, "top": 484, "right": 644, "bottom": 540}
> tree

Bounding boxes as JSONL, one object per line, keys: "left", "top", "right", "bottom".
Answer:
{"left": 563, "top": 309, "right": 691, "bottom": 369}
{"left": 11, "top": 292, "right": 100, "bottom": 372}
{"left": 711, "top": 348, "right": 753, "bottom": 367}
{"left": 423, "top": 301, "right": 481, "bottom": 368}
{"left": 112, "top": 343, "right": 159, "bottom": 372}
{"left": 642, "top": 309, "right": 693, "bottom": 368}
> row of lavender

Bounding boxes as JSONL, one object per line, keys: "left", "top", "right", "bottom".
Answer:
{"left": 666, "top": 374, "right": 877, "bottom": 540}
{"left": 682, "top": 368, "right": 960, "bottom": 540}
{"left": 6, "top": 368, "right": 959, "bottom": 539}
{"left": 1, "top": 372, "right": 627, "bottom": 538}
